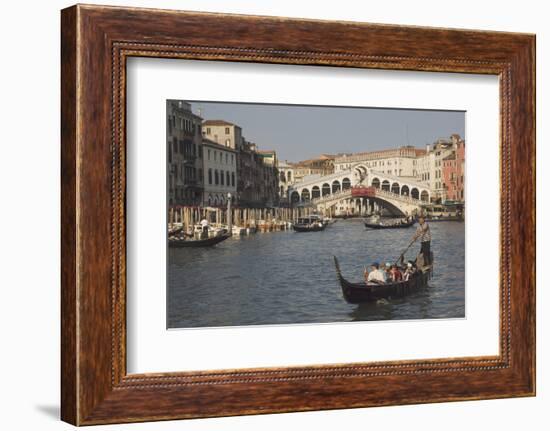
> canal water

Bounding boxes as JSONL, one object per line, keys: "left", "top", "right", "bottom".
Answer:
{"left": 167, "top": 219, "right": 465, "bottom": 328}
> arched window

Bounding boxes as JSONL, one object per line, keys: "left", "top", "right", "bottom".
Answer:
{"left": 411, "top": 188, "right": 420, "bottom": 200}
{"left": 371, "top": 178, "right": 380, "bottom": 189}
{"left": 231, "top": 172, "right": 235, "bottom": 187}
{"left": 220, "top": 170, "right": 224, "bottom": 185}
{"left": 381, "top": 180, "right": 390, "bottom": 191}
{"left": 332, "top": 180, "right": 341, "bottom": 193}
{"left": 208, "top": 169, "right": 212, "bottom": 185}
{"left": 301, "top": 189, "right": 311, "bottom": 202}
{"left": 401, "top": 185, "right": 409, "bottom": 196}
{"left": 215, "top": 170, "right": 219, "bottom": 185}
{"left": 322, "top": 183, "right": 331, "bottom": 196}
{"left": 420, "top": 190, "right": 429, "bottom": 202}
{"left": 226, "top": 171, "right": 230, "bottom": 186}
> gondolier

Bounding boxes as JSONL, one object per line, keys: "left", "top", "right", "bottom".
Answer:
{"left": 411, "top": 215, "right": 431, "bottom": 266}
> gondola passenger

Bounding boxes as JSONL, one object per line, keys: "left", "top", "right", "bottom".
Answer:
{"left": 403, "top": 261, "right": 416, "bottom": 281}
{"left": 390, "top": 264, "right": 403, "bottom": 282}
{"left": 364, "top": 262, "right": 387, "bottom": 284}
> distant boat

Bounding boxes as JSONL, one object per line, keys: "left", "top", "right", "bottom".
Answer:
{"left": 364, "top": 218, "right": 415, "bottom": 229}
{"left": 426, "top": 215, "right": 464, "bottom": 222}
{"left": 292, "top": 216, "right": 327, "bottom": 232}
{"left": 169, "top": 232, "right": 231, "bottom": 248}
{"left": 333, "top": 256, "right": 432, "bottom": 304}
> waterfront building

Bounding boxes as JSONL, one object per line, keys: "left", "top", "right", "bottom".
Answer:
{"left": 202, "top": 120, "right": 243, "bottom": 150}
{"left": 415, "top": 135, "right": 463, "bottom": 202}
{"left": 441, "top": 135, "right": 465, "bottom": 202}
{"left": 167, "top": 100, "right": 204, "bottom": 206}
{"left": 237, "top": 141, "right": 279, "bottom": 207}
{"left": 201, "top": 138, "right": 237, "bottom": 207}
{"left": 277, "top": 160, "right": 297, "bottom": 201}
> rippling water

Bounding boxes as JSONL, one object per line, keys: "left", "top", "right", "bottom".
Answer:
{"left": 168, "top": 219, "right": 465, "bottom": 328}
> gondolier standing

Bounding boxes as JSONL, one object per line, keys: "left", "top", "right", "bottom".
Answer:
{"left": 200, "top": 217, "right": 210, "bottom": 239}
{"left": 411, "top": 215, "right": 432, "bottom": 266}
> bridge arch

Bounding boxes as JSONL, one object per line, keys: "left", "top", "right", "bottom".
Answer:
{"left": 311, "top": 185, "right": 321, "bottom": 199}
{"left": 381, "top": 180, "right": 390, "bottom": 191}
{"left": 322, "top": 183, "right": 331, "bottom": 196}
{"left": 391, "top": 182, "right": 400, "bottom": 194}
{"left": 290, "top": 191, "right": 300, "bottom": 204}
{"left": 342, "top": 177, "right": 351, "bottom": 190}
{"left": 301, "top": 188, "right": 310, "bottom": 202}
{"left": 332, "top": 180, "right": 341, "bottom": 193}
{"left": 421, "top": 190, "right": 430, "bottom": 202}
{"left": 411, "top": 188, "right": 419, "bottom": 200}
{"left": 401, "top": 185, "right": 409, "bottom": 196}
{"left": 372, "top": 177, "right": 380, "bottom": 188}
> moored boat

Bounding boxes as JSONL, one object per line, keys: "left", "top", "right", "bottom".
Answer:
{"left": 333, "top": 256, "right": 432, "bottom": 304}
{"left": 169, "top": 232, "right": 231, "bottom": 248}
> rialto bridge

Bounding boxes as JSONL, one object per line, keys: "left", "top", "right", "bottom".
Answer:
{"left": 287, "top": 165, "right": 431, "bottom": 216}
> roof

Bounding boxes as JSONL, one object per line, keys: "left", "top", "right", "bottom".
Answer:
{"left": 203, "top": 120, "right": 236, "bottom": 126}
{"left": 201, "top": 138, "right": 237, "bottom": 152}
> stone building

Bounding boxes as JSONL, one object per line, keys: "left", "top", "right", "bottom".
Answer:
{"left": 202, "top": 120, "right": 243, "bottom": 150}
{"left": 441, "top": 135, "right": 465, "bottom": 202}
{"left": 334, "top": 146, "right": 426, "bottom": 179}
{"left": 237, "top": 142, "right": 279, "bottom": 207}
{"left": 166, "top": 100, "right": 204, "bottom": 206}
{"left": 201, "top": 138, "right": 238, "bottom": 207}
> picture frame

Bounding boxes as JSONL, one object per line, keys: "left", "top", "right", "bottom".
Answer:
{"left": 61, "top": 4, "right": 535, "bottom": 425}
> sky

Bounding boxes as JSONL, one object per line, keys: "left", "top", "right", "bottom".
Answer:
{"left": 189, "top": 101, "right": 465, "bottom": 162}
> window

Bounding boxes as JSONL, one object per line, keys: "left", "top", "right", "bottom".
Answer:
{"left": 232, "top": 172, "right": 235, "bottom": 187}
{"left": 231, "top": 154, "right": 234, "bottom": 164}
{"left": 206, "top": 127, "right": 211, "bottom": 134}
{"left": 226, "top": 171, "right": 230, "bottom": 186}
{"left": 208, "top": 169, "right": 212, "bottom": 185}
{"left": 208, "top": 149, "right": 211, "bottom": 160}
{"left": 198, "top": 146, "right": 203, "bottom": 158}
{"left": 225, "top": 139, "right": 231, "bottom": 147}
{"left": 225, "top": 127, "right": 230, "bottom": 134}
{"left": 214, "top": 170, "right": 219, "bottom": 185}
{"left": 220, "top": 170, "right": 224, "bottom": 185}
{"left": 214, "top": 152, "right": 217, "bottom": 162}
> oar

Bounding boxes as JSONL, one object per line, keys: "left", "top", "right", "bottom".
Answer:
{"left": 394, "top": 238, "right": 416, "bottom": 266}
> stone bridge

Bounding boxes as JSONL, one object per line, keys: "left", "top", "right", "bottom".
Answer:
{"left": 288, "top": 165, "right": 431, "bottom": 216}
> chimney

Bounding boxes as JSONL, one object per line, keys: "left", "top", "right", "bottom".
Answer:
{"left": 426, "top": 144, "right": 431, "bottom": 153}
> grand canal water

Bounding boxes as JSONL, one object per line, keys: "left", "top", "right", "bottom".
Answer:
{"left": 167, "top": 219, "right": 465, "bottom": 328}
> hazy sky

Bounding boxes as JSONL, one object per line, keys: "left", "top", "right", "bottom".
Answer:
{"left": 190, "top": 101, "right": 464, "bottom": 162}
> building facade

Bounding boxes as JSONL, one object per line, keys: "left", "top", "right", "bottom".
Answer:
{"left": 236, "top": 142, "right": 279, "bottom": 207}
{"left": 167, "top": 100, "right": 204, "bottom": 206}
{"left": 334, "top": 146, "right": 426, "bottom": 179}
{"left": 202, "top": 120, "right": 243, "bottom": 150}
{"left": 201, "top": 138, "right": 238, "bottom": 207}
{"left": 441, "top": 135, "right": 465, "bottom": 202}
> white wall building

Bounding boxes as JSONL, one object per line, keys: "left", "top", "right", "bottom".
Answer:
{"left": 202, "top": 138, "right": 238, "bottom": 206}
{"left": 202, "top": 120, "right": 243, "bottom": 150}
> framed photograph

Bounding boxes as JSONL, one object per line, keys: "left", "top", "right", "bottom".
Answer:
{"left": 61, "top": 4, "right": 535, "bottom": 425}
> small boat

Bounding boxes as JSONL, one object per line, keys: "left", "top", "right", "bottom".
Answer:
{"left": 169, "top": 232, "right": 231, "bottom": 248}
{"left": 292, "top": 216, "right": 327, "bottom": 232}
{"left": 364, "top": 218, "right": 416, "bottom": 229}
{"left": 333, "top": 256, "right": 432, "bottom": 304}
{"left": 426, "top": 215, "right": 464, "bottom": 222}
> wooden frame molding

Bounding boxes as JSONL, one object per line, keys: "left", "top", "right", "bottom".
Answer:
{"left": 61, "top": 4, "right": 535, "bottom": 425}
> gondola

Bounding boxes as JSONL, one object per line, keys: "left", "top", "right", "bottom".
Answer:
{"left": 364, "top": 219, "right": 416, "bottom": 229}
{"left": 333, "top": 256, "right": 431, "bottom": 304}
{"left": 292, "top": 216, "right": 327, "bottom": 233}
{"left": 169, "top": 232, "right": 231, "bottom": 248}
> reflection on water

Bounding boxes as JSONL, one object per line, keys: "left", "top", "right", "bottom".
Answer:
{"left": 168, "top": 219, "right": 465, "bottom": 328}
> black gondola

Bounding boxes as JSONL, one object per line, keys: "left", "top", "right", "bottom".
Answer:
{"left": 169, "top": 232, "right": 231, "bottom": 248}
{"left": 292, "top": 216, "right": 327, "bottom": 233}
{"left": 364, "top": 219, "right": 416, "bottom": 229}
{"left": 333, "top": 256, "right": 431, "bottom": 304}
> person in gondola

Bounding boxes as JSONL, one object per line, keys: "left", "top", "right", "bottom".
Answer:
{"left": 364, "top": 262, "right": 387, "bottom": 285}
{"left": 403, "top": 261, "right": 416, "bottom": 281}
{"left": 411, "top": 215, "right": 431, "bottom": 266}
{"left": 390, "top": 264, "right": 403, "bottom": 282}
{"left": 200, "top": 217, "right": 210, "bottom": 239}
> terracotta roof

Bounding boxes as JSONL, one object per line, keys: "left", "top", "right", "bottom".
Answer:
{"left": 202, "top": 120, "right": 235, "bottom": 126}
